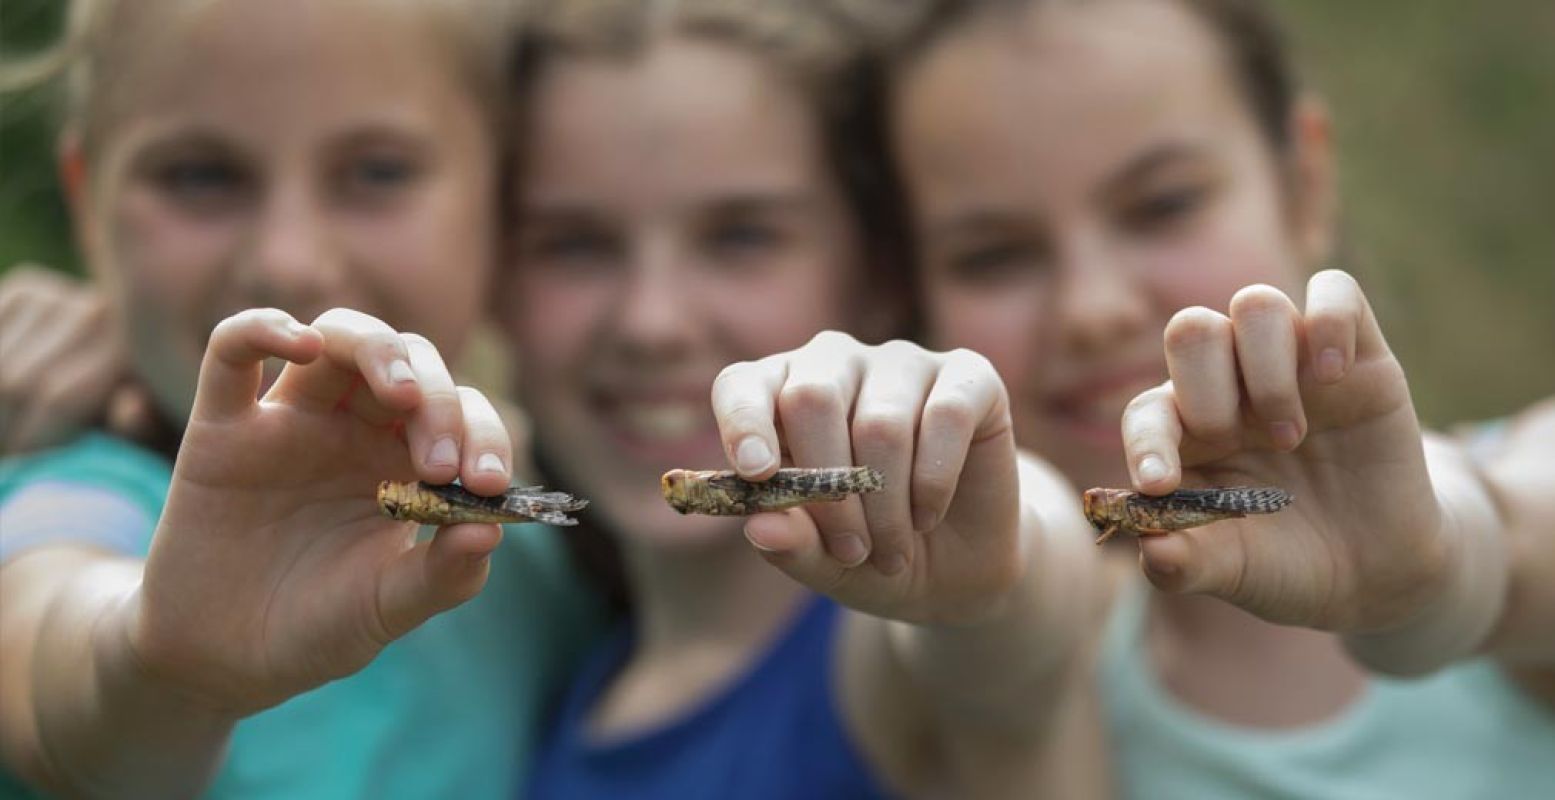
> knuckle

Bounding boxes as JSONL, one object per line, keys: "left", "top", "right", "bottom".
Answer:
{"left": 778, "top": 379, "right": 844, "bottom": 420}
{"left": 851, "top": 411, "right": 911, "bottom": 453}
{"left": 875, "top": 338, "right": 922, "bottom": 363}
{"left": 1164, "top": 306, "right": 1230, "bottom": 349}
{"left": 1125, "top": 385, "right": 1168, "bottom": 416}
{"left": 1311, "top": 268, "right": 1359, "bottom": 293}
{"left": 924, "top": 395, "right": 978, "bottom": 433}
{"left": 806, "top": 330, "right": 859, "bottom": 353}
{"left": 1229, "top": 284, "right": 1293, "bottom": 319}
{"left": 398, "top": 332, "right": 434, "bottom": 351}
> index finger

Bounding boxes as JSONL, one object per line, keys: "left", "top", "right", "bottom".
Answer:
{"left": 710, "top": 356, "right": 788, "bottom": 480}
{"left": 193, "top": 309, "right": 323, "bottom": 423}
{"left": 1121, "top": 382, "right": 1184, "bottom": 494}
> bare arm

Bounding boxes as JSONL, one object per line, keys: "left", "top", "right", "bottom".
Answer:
{"left": 1474, "top": 400, "right": 1555, "bottom": 698}
{"left": 2, "top": 308, "right": 519, "bottom": 797}
{"left": 847, "top": 455, "right": 1108, "bottom": 797}
{"left": 1, "top": 549, "right": 235, "bottom": 798}
{"left": 710, "top": 334, "right": 1108, "bottom": 796}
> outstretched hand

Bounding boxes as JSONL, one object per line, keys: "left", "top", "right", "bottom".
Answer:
{"left": 711, "top": 332, "right": 1025, "bottom": 625}
{"left": 132, "top": 308, "right": 514, "bottom": 715}
{"left": 1119, "top": 270, "right": 1450, "bottom": 632}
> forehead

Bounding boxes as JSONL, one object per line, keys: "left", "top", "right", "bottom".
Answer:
{"left": 896, "top": 0, "right": 1249, "bottom": 210}
{"left": 111, "top": 0, "right": 477, "bottom": 148}
{"left": 519, "top": 37, "right": 828, "bottom": 208}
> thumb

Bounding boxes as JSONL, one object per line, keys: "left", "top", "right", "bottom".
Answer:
{"left": 744, "top": 509, "right": 850, "bottom": 593}
{"left": 376, "top": 523, "right": 503, "bottom": 640}
{"left": 1137, "top": 529, "right": 1248, "bottom": 601}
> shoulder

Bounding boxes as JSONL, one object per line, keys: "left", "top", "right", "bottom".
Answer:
{"left": 0, "top": 433, "right": 170, "bottom": 561}
{"left": 1, "top": 431, "right": 171, "bottom": 517}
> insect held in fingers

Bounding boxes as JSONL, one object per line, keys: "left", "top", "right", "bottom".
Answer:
{"left": 377, "top": 480, "right": 588, "bottom": 526}
{"left": 661, "top": 466, "right": 884, "bottom": 516}
{"left": 1082, "top": 486, "right": 1293, "bottom": 545}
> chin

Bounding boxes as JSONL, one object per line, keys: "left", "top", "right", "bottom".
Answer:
{"left": 591, "top": 483, "right": 744, "bottom": 550}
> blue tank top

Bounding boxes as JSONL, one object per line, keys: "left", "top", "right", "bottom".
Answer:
{"left": 527, "top": 596, "right": 890, "bottom": 800}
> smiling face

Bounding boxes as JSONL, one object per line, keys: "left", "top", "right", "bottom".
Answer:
{"left": 501, "top": 37, "right": 864, "bottom": 547}
{"left": 895, "top": 0, "right": 1332, "bottom": 489}
{"left": 74, "top": 0, "right": 497, "bottom": 423}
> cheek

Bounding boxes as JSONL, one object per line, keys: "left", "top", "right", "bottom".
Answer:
{"left": 505, "top": 271, "right": 614, "bottom": 380}
{"left": 346, "top": 188, "right": 494, "bottom": 354}
{"left": 110, "top": 188, "right": 234, "bottom": 318}
{"left": 706, "top": 266, "right": 850, "bottom": 357}
{"left": 1138, "top": 204, "right": 1305, "bottom": 314}
{"left": 926, "top": 279, "right": 1048, "bottom": 391}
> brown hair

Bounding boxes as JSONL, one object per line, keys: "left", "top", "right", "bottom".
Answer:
{"left": 513, "top": 0, "right": 915, "bottom": 612}
{"left": 887, "top": 0, "right": 1300, "bottom": 153}
{"left": 513, "top": 0, "right": 912, "bottom": 318}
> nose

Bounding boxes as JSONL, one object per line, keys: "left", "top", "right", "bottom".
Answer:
{"left": 239, "top": 177, "right": 342, "bottom": 310}
{"left": 1051, "top": 238, "right": 1149, "bottom": 356}
{"left": 613, "top": 233, "right": 696, "bottom": 360}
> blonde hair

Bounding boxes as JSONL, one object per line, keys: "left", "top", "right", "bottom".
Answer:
{"left": 0, "top": 0, "right": 521, "bottom": 162}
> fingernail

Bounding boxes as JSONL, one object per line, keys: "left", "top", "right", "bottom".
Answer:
{"left": 1138, "top": 455, "right": 1168, "bottom": 485}
{"left": 475, "top": 453, "right": 505, "bottom": 474}
{"left": 877, "top": 552, "right": 908, "bottom": 576}
{"left": 286, "top": 320, "right": 311, "bottom": 337}
{"left": 735, "top": 437, "right": 773, "bottom": 475}
{"left": 911, "top": 506, "right": 936, "bottom": 533}
{"left": 1317, "top": 348, "right": 1345, "bottom": 383}
{"left": 832, "top": 534, "right": 868, "bottom": 567}
{"left": 427, "top": 437, "right": 459, "bottom": 468}
{"left": 388, "top": 360, "right": 416, "bottom": 384}
{"left": 1270, "top": 421, "right": 1301, "bottom": 451}
{"left": 743, "top": 524, "right": 778, "bottom": 554}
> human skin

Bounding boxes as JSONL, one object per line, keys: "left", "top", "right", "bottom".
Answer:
{"left": 499, "top": 36, "right": 1108, "bottom": 796}
{"left": 894, "top": 0, "right": 1552, "bottom": 725}
{"left": 0, "top": 0, "right": 510, "bottom": 794}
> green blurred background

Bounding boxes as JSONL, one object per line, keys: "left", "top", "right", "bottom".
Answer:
{"left": 2, "top": 0, "right": 1552, "bottom": 425}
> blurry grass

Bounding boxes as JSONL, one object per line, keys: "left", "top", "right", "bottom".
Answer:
{"left": 1275, "top": 0, "right": 1555, "bottom": 424}
{"left": 3, "top": 0, "right": 1551, "bottom": 423}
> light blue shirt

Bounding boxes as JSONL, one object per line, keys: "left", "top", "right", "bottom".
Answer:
{"left": 1102, "top": 578, "right": 1555, "bottom": 799}
{"left": 0, "top": 432, "right": 605, "bottom": 799}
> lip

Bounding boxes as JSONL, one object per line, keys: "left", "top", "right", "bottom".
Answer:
{"left": 1038, "top": 363, "right": 1163, "bottom": 450}
{"left": 590, "top": 385, "right": 725, "bottom": 466}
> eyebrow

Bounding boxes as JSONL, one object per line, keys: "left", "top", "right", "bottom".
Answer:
{"left": 517, "top": 191, "right": 822, "bottom": 222}
{"left": 924, "top": 208, "right": 1034, "bottom": 245}
{"left": 1099, "top": 140, "right": 1213, "bottom": 196}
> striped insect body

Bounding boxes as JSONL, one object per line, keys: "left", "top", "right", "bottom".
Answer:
{"left": 661, "top": 466, "right": 884, "bottom": 516}
{"left": 377, "top": 480, "right": 588, "bottom": 526}
{"left": 1083, "top": 486, "right": 1292, "bottom": 545}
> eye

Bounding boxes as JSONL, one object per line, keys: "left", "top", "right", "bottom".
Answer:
{"left": 152, "top": 157, "right": 250, "bottom": 210}
{"left": 942, "top": 239, "right": 1048, "bottom": 285}
{"left": 337, "top": 153, "right": 422, "bottom": 200}
{"left": 704, "top": 220, "right": 785, "bottom": 263}
{"left": 526, "top": 226, "right": 622, "bottom": 270}
{"left": 1120, "top": 185, "right": 1208, "bottom": 233}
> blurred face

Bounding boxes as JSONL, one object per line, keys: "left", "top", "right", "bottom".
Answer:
{"left": 896, "top": 0, "right": 1329, "bottom": 489}
{"left": 502, "top": 38, "right": 861, "bottom": 547}
{"left": 77, "top": 0, "right": 496, "bottom": 423}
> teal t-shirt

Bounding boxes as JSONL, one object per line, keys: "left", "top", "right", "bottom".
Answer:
{"left": 0, "top": 432, "right": 605, "bottom": 799}
{"left": 1102, "top": 577, "right": 1555, "bottom": 799}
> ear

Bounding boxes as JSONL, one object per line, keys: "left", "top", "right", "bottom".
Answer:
{"left": 1286, "top": 94, "right": 1338, "bottom": 266}
{"left": 57, "top": 130, "right": 102, "bottom": 273}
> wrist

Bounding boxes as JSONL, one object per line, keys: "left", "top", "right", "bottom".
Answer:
{"left": 97, "top": 586, "right": 242, "bottom": 730}
{"left": 33, "top": 565, "right": 236, "bottom": 798}
{"left": 1343, "top": 480, "right": 1507, "bottom": 676}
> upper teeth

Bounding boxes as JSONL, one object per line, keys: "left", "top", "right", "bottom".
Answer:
{"left": 617, "top": 403, "right": 705, "bottom": 440}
